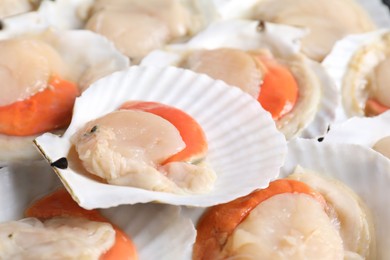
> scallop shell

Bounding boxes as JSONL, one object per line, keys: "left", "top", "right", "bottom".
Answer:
{"left": 184, "top": 138, "right": 390, "bottom": 259}
{"left": 322, "top": 29, "right": 390, "bottom": 121}
{"left": 299, "top": 60, "right": 338, "bottom": 139}
{"left": 0, "top": 161, "right": 196, "bottom": 259}
{"left": 0, "top": 21, "right": 129, "bottom": 91}
{"left": 280, "top": 138, "right": 390, "bottom": 259}
{"left": 0, "top": 161, "right": 62, "bottom": 222}
{"left": 142, "top": 20, "right": 338, "bottom": 139}
{"left": 324, "top": 110, "right": 390, "bottom": 148}
{"left": 0, "top": 14, "right": 129, "bottom": 166}
{"left": 34, "top": 65, "right": 286, "bottom": 209}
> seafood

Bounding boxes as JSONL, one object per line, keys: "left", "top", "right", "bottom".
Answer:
{"left": 34, "top": 66, "right": 286, "bottom": 208}
{"left": 0, "top": 217, "right": 117, "bottom": 259}
{"left": 194, "top": 167, "right": 374, "bottom": 259}
{"left": 0, "top": 38, "right": 67, "bottom": 107}
{"left": 80, "top": 0, "right": 214, "bottom": 62}
{"left": 0, "top": 35, "right": 77, "bottom": 165}
{"left": 249, "top": 0, "right": 376, "bottom": 62}
{"left": 142, "top": 20, "right": 338, "bottom": 139}
{"left": 287, "top": 167, "right": 375, "bottom": 258}
{"left": 13, "top": 0, "right": 217, "bottom": 50}
{"left": 0, "top": 161, "right": 197, "bottom": 259}
{"left": 184, "top": 138, "right": 390, "bottom": 258}
{"left": 323, "top": 30, "right": 390, "bottom": 120}
{"left": 70, "top": 102, "right": 216, "bottom": 194}
{"left": 212, "top": 0, "right": 390, "bottom": 61}
{"left": 20, "top": 188, "right": 137, "bottom": 259}
{"left": 0, "top": 14, "right": 128, "bottom": 165}
{"left": 281, "top": 139, "right": 390, "bottom": 259}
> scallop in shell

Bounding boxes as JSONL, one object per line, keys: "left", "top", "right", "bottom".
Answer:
{"left": 141, "top": 20, "right": 338, "bottom": 140}
{"left": 323, "top": 29, "right": 390, "bottom": 121}
{"left": 29, "top": 0, "right": 217, "bottom": 63}
{"left": 0, "top": 161, "right": 196, "bottom": 259}
{"left": 280, "top": 139, "right": 390, "bottom": 258}
{"left": 211, "top": 0, "right": 390, "bottom": 62}
{"left": 34, "top": 65, "right": 286, "bottom": 208}
{"left": 0, "top": 13, "right": 129, "bottom": 166}
{"left": 184, "top": 138, "right": 389, "bottom": 258}
{"left": 0, "top": 14, "right": 129, "bottom": 90}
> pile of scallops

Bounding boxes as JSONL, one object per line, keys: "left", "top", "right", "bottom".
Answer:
{"left": 1, "top": 0, "right": 390, "bottom": 259}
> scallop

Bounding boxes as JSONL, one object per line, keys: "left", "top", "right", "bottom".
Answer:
{"left": 249, "top": 0, "right": 376, "bottom": 62}
{"left": 281, "top": 139, "right": 388, "bottom": 258}
{"left": 70, "top": 109, "right": 217, "bottom": 194}
{"left": 0, "top": 37, "right": 65, "bottom": 106}
{"left": 182, "top": 48, "right": 263, "bottom": 98}
{"left": 192, "top": 166, "right": 375, "bottom": 259}
{"left": 221, "top": 193, "right": 344, "bottom": 259}
{"left": 288, "top": 167, "right": 374, "bottom": 258}
{"left": 211, "top": 0, "right": 390, "bottom": 62}
{"left": 323, "top": 30, "right": 390, "bottom": 120}
{"left": 85, "top": 0, "right": 213, "bottom": 62}
{"left": 29, "top": 0, "right": 216, "bottom": 62}
{"left": 71, "top": 110, "right": 186, "bottom": 180}
{"left": 0, "top": 161, "right": 197, "bottom": 259}
{"left": 85, "top": 9, "right": 171, "bottom": 62}
{"left": 0, "top": 217, "right": 115, "bottom": 259}
{"left": 141, "top": 20, "right": 338, "bottom": 139}
{"left": 34, "top": 65, "right": 286, "bottom": 208}
{"left": 185, "top": 138, "right": 389, "bottom": 258}
{"left": 0, "top": 13, "right": 129, "bottom": 166}
{"left": 89, "top": 0, "right": 199, "bottom": 35}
